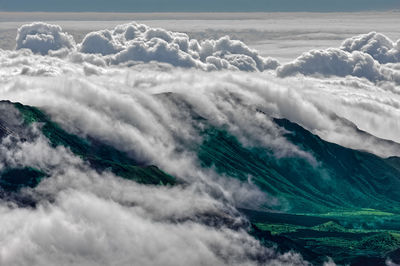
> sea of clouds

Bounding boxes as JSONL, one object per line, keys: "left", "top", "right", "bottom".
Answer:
{"left": 0, "top": 21, "right": 400, "bottom": 265}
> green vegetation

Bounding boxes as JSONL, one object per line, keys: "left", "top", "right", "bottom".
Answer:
{"left": 198, "top": 118, "right": 400, "bottom": 264}
{"left": 249, "top": 210, "right": 400, "bottom": 265}
{"left": 199, "top": 119, "right": 400, "bottom": 214}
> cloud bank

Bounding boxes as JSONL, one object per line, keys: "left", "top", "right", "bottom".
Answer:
{"left": 277, "top": 48, "right": 382, "bottom": 81}
{"left": 15, "top": 22, "right": 279, "bottom": 72}
{"left": 13, "top": 22, "right": 400, "bottom": 85}
{"left": 278, "top": 32, "right": 400, "bottom": 83}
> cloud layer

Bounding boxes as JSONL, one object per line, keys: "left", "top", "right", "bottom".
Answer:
{"left": 13, "top": 22, "right": 400, "bottom": 85}
{"left": 15, "top": 22, "right": 279, "bottom": 71}
{"left": 278, "top": 32, "right": 400, "bottom": 83}
{"left": 277, "top": 48, "right": 382, "bottom": 81}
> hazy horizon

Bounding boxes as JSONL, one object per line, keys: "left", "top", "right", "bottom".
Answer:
{"left": 1, "top": 0, "right": 400, "bottom": 12}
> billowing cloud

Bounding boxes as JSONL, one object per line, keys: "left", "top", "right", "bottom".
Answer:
{"left": 15, "top": 22, "right": 279, "bottom": 71}
{"left": 341, "top": 32, "right": 400, "bottom": 64}
{"left": 80, "top": 23, "right": 279, "bottom": 71}
{"left": 277, "top": 48, "right": 382, "bottom": 81}
{"left": 277, "top": 32, "right": 400, "bottom": 83}
{"left": 16, "top": 22, "right": 75, "bottom": 55}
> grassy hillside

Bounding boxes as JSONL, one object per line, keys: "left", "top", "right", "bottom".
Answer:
{"left": 198, "top": 117, "right": 400, "bottom": 264}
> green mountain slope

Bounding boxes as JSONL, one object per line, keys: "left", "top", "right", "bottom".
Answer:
{"left": 198, "top": 117, "right": 400, "bottom": 264}
{"left": 199, "top": 118, "right": 400, "bottom": 214}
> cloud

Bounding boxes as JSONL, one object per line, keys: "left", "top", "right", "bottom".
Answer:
{"left": 79, "top": 23, "right": 279, "bottom": 71}
{"left": 0, "top": 181, "right": 268, "bottom": 266}
{"left": 277, "top": 32, "right": 400, "bottom": 83}
{"left": 15, "top": 22, "right": 279, "bottom": 72}
{"left": 79, "top": 30, "right": 124, "bottom": 55}
{"left": 16, "top": 22, "right": 75, "bottom": 55}
{"left": 277, "top": 48, "right": 383, "bottom": 81}
{"left": 0, "top": 189, "right": 307, "bottom": 266}
{"left": 341, "top": 32, "right": 400, "bottom": 64}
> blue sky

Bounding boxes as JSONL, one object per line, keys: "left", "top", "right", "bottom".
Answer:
{"left": 0, "top": 0, "right": 399, "bottom": 12}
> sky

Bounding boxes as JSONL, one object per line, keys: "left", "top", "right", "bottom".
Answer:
{"left": 0, "top": 0, "right": 400, "bottom": 12}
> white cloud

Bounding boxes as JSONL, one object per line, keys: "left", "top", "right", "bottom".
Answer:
{"left": 277, "top": 48, "right": 383, "bottom": 81}
{"left": 277, "top": 32, "right": 400, "bottom": 83}
{"left": 341, "top": 32, "right": 400, "bottom": 64}
{"left": 79, "top": 23, "right": 280, "bottom": 71}
{"left": 16, "top": 22, "right": 75, "bottom": 55}
{"left": 0, "top": 189, "right": 267, "bottom": 266}
{"left": 13, "top": 22, "right": 280, "bottom": 72}
{"left": 79, "top": 30, "right": 124, "bottom": 55}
